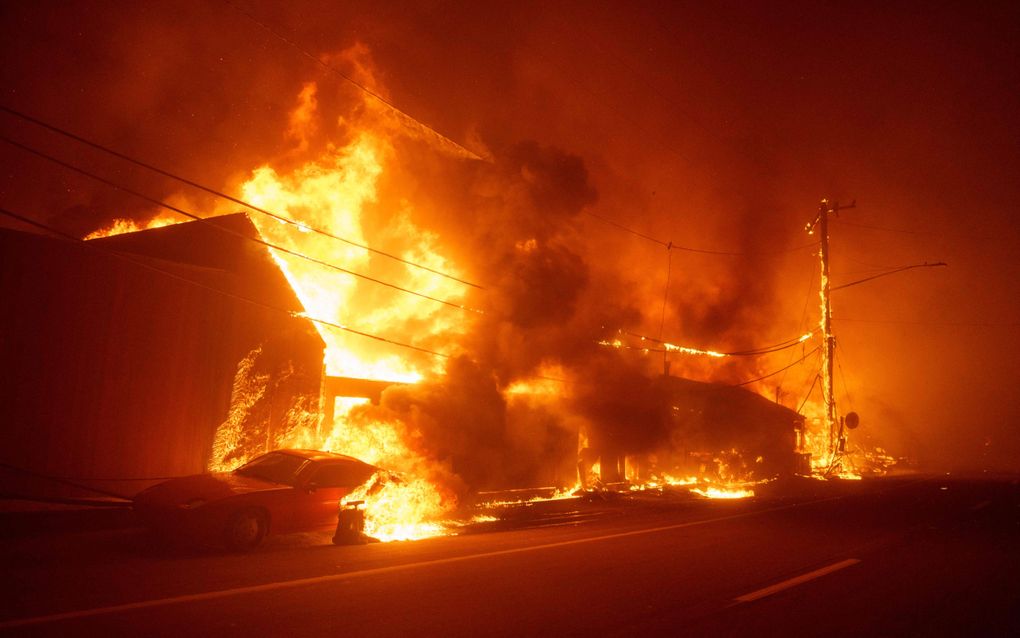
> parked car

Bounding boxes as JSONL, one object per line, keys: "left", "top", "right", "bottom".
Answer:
{"left": 134, "top": 449, "right": 382, "bottom": 550}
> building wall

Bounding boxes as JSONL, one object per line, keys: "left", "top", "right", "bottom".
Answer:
{"left": 0, "top": 227, "right": 323, "bottom": 492}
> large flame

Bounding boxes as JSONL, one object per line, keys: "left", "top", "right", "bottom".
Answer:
{"left": 225, "top": 87, "right": 476, "bottom": 538}
{"left": 239, "top": 129, "right": 466, "bottom": 382}
{"left": 93, "top": 78, "right": 474, "bottom": 540}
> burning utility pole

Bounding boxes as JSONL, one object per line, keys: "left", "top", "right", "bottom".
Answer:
{"left": 806, "top": 198, "right": 855, "bottom": 463}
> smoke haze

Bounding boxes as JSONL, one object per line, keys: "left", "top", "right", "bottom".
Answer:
{"left": 2, "top": 1, "right": 1018, "bottom": 477}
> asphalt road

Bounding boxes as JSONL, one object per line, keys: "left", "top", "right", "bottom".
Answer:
{"left": 2, "top": 475, "right": 1018, "bottom": 637}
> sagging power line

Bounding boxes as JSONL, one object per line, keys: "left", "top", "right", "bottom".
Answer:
{"left": 733, "top": 345, "right": 821, "bottom": 387}
{"left": 830, "top": 262, "right": 947, "bottom": 292}
{"left": 0, "top": 206, "right": 453, "bottom": 361}
{"left": 584, "top": 209, "right": 819, "bottom": 256}
{"left": 611, "top": 328, "right": 817, "bottom": 358}
{"left": 1, "top": 134, "right": 480, "bottom": 314}
{"left": 0, "top": 104, "right": 484, "bottom": 290}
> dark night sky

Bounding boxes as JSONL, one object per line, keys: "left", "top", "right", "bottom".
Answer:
{"left": 2, "top": 1, "right": 1018, "bottom": 471}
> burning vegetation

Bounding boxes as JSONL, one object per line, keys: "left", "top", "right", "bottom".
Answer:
{"left": 77, "top": 44, "right": 890, "bottom": 541}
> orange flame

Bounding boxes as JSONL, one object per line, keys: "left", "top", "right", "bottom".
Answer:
{"left": 209, "top": 77, "right": 482, "bottom": 539}
{"left": 83, "top": 213, "right": 180, "bottom": 239}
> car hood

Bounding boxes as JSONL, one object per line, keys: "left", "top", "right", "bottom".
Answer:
{"left": 134, "top": 472, "right": 287, "bottom": 508}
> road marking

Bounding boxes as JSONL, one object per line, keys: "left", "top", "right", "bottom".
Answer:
{"left": 970, "top": 499, "right": 992, "bottom": 512}
{"left": 0, "top": 502, "right": 829, "bottom": 629}
{"left": 734, "top": 558, "right": 861, "bottom": 603}
{"left": 0, "top": 478, "right": 931, "bottom": 629}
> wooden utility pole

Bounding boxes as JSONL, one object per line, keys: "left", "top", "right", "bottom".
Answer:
{"left": 807, "top": 198, "right": 855, "bottom": 461}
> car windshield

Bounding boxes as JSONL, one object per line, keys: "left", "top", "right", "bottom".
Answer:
{"left": 234, "top": 452, "right": 308, "bottom": 486}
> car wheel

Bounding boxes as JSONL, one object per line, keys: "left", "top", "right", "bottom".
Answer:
{"left": 224, "top": 508, "right": 267, "bottom": 551}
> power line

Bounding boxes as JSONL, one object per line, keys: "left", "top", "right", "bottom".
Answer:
{"left": 834, "top": 346, "right": 853, "bottom": 410}
{"left": 725, "top": 330, "right": 818, "bottom": 356}
{"left": 778, "top": 267, "right": 817, "bottom": 390}
{"left": 658, "top": 246, "right": 673, "bottom": 340}
{"left": 0, "top": 104, "right": 484, "bottom": 290}
{"left": 0, "top": 206, "right": 453, "bottom": 360}
{"left": 617, "top": 328, "right": 817, "bottom": 358}
{"left": 584, "top": 210, "right": 819, "bottom": 256}
{"left": 2, "top": 135, "right": 480, "bottom": 314}
{"left": 517, "top": 12, "right": 827, "bottom": 261}
{"left": 797, "top": 368, "right": 821, "bottom": 415}
{"left": 223, "top": 0, "right": 485, "bottom": 162}
{"left": 832, "top": 218, "right": 936, "bottom": 235}
{"left": 832, "top": 218, "right": 1005, "bottom": 244}
{"left": 830, "top": 262, "right": 947, "bottom": 292}
{"left": 733, "top": 345, "right": 821, "bottom": 387}
{"left": 583, "top": 210, "right": 670, "bottom": 247}
{"left": 833, "top": 317, "right": 1018, "bottom": 327}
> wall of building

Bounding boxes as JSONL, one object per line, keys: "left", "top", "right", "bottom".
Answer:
{"left": 0, "top": 220, "right": 323, "bottom": 494}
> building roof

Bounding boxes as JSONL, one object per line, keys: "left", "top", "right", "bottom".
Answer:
{"left": 88, "top": 213, "right": 311, "bottom": 316}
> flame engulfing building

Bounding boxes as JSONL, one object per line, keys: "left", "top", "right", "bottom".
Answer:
{"left": 0, "top": 214, "right": 324, "bottom": 485}
{"left": 1, "top": 211, "right": 805, "bottom": 500}
{"left": 582, "top": 373, "right": 804, "bottom": 485}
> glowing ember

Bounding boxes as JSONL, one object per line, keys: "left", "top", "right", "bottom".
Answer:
{"left": 598, "top": 337, "right": 727, "bottom": 358}
{"left": 480, "top": 485, "right": 580, "bottom": 508}
{"left": 690, "top": 486, "right": 756, "bottom": 499}
{"left": 661, "top": 342, "right": 726, "bottom": 358}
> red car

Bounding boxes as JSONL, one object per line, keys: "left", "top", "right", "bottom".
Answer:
{"left": 133, "top": 449, "right": 381, "bottom": 550}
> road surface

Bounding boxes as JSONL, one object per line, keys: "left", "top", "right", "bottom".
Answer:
{"left": 2, "top": 475, "right": 1018, "bottom": 636}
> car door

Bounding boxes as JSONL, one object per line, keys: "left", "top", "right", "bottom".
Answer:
{"left": 296, "top": 460, "right": 376, "bottom": 530}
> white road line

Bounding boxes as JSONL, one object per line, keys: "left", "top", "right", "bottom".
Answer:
{"left": 970, "top": 499, "right": 992, "bottom": 512}
{"left": 0, "top": 498, "right": 839, "bottom": 629}
{"left": 734, "top": 558, "right": 861, "bottom": 603}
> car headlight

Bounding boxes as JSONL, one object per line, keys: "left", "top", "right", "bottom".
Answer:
{"left": 179, "top": 497, "right": 207, "bottom": 510}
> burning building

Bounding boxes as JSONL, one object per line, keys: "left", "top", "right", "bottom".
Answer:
{"left": 0, "top": 52, "right": 817, "bottom": 529}
{"left": 0, "top": 213, "right": 324, "bottom": 485}
{"left": 577, "top": 367, "right": 804, "bottom": 487}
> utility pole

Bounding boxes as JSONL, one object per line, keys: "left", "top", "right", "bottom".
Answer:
{"left": 807, "top": 198, "right": 855, "bottom": 465}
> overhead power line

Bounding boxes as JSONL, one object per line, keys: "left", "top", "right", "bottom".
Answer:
{"left": 733, "top": 345, "right": 822, "bottom": 387}
{"left": 834, "top": 345, "right": 854, "bottom": 410}
{"left": 223, "top": 0, "right": 486, "bottom": 163}
{"left": 0, "top": 104, "right": 484, "bottom": 290}
{"left": 777, "top": 267, "right": 818, "bottom": 390}
{"left": 583, "top": 210, "right": 670, "bottom": 247}
{"left": 616, "top": 328, "right": 817, "bottom": 358}
{"left": 797, "top": 366, "right": 822, "bottom": 415}
{"left": 2, "top": 135, "right": 479, "bottom": 314}
{"left": 833, "top": 317, "right": 1018, "bottom": 327}
{"left": 830, "top": 262, "right": 947, "bottom": 292}
{"left": 0, "top": 206, "right": 453, "bottom": 360}
{"left": 583, "top": 210, "right": 818, "bottom": 256}
{"left": 832, "top": 218, "right": 935, "bottom": 235}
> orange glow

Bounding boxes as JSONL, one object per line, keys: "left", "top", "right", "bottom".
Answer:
{"left": 504, "top": 367, "right": 567, "bottom": 398}
{"left": 629, "top": 472, "right": 761, "bottom": 499}
{"left": 238, "top": 128, "right": 467, "bottom": 382}
{"left": 690, "top": 486, "right": 756, "bottom": 499}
